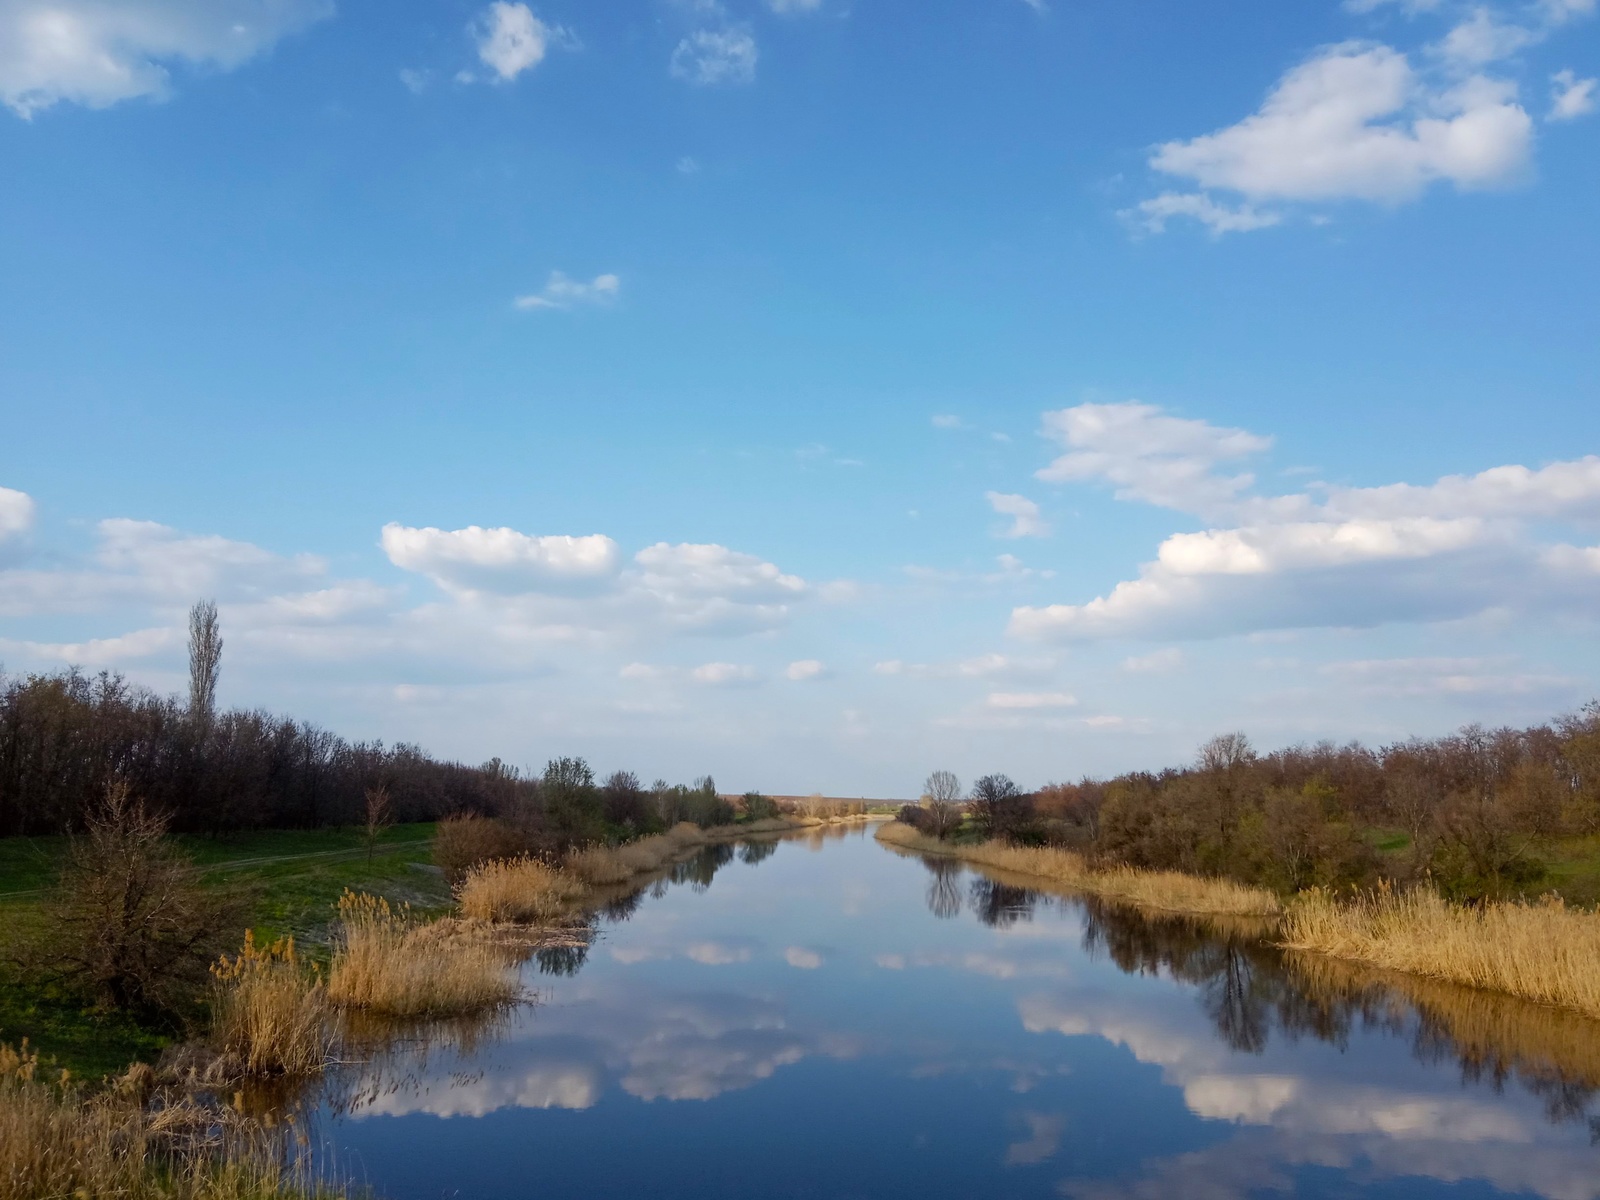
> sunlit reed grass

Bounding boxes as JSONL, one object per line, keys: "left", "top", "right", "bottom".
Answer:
{"left": 456, "top": 856, "right": 586, "bottom": 922}
{"left": 327, "top": 891, "right": 521, "bottom": 1018}
{"left": 1282, "top": 885, "right": 1600, "bottom": 1020}
{"left": 875, "top": 821, "right": 1282, "bottom": 917}
{"left": 0, "top": 1042, "right": 346, "bottom": 1200}
{"left": 211, "top": 933, "right": 332, "bottom": 1077}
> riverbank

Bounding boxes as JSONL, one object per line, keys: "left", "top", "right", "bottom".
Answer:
{"left": 879, "top": 819, "right": 1600, "bottom": 1022}
{"left": 874, "top": 821, "right": 1281, "bottom": 917}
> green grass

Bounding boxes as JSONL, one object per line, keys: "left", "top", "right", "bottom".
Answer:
{"left": 0, "top": 823, "right": 450, "bottom": 1078}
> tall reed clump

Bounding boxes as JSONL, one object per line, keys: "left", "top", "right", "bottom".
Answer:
{"left": 327, "top": 891, "right": 521, "bottom": 1018}
{"left": 564, "top": 823, "right": 709, "bottom": 886}
{"left": 211, "top": 933, "right": 332, "bottom": 1077}
{"left": 0, "top": 1041, "right": 345, "bottom": 1200}
{"left": 875, "top": 821, "right": 1281, "bottom": 918}
{"left": 456, "top": 857, "right": 585, "bottom": 923}
{"left": 1282, "top": 885, "right": 1600, "bottom": 1020}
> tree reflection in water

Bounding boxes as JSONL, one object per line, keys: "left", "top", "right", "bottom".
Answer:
{"left": 909, "top": 850, "right": 1600, "bottom": 1135}
{"left": 738, "top": 838, "right": 780, "bottom": 866}
{"left": 922, "top": 857, "right": 963, "bottom": 920}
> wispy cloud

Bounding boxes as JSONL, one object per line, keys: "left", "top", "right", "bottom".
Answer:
{"left": 515, "top": 272, "right": 620, "bottom": 310}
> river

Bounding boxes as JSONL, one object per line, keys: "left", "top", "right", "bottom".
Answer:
{"left": 315, "top": 824, "right": 1600, "bottom": 1199}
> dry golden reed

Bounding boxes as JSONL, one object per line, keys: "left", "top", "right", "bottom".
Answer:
{"left": 1282, "top": 885, "right": 1600, "bottom": 1021}
{"left": 211, "top": 933, "right": 331, "bottom": 1077}
{"left": 875, "top": 821, "right": 1282, "bottom": 918}
{"left": 456, "top": 857, "right": 585, "bottom": 922}
{"left": 0, "top": 1042, "right": 344, "bottom": 1200}
{"left": 328, "top": 891, "right": 521, "bottom": 1017}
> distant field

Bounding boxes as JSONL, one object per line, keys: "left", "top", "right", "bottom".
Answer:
{"left": 0, "top": 822, "right": 449, "bottom": 1076}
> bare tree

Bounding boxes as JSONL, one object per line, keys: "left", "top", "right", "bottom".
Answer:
{"left": 187, "top": 599, "right": 223, "bottom": 726}
{"left": 922, "top": 769, "right": 963, "bottom": 839}
{"left": 363, "top": 784, "right": 393, "bottom": 862}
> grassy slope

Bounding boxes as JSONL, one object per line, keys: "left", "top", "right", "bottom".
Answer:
{"left": 0, "top": 823, "right": 449, "bottom": 1077}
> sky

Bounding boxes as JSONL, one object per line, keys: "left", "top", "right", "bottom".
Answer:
{"left": 1, "top": 0, "right": 1598, "bottom": 796}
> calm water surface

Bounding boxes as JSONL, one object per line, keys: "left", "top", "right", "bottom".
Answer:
{"left": 320, "top": 827, "right": 1600, "bottom": 1199}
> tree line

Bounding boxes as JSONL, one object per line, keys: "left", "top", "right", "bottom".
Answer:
{"left": 903, "top": 703, "right": 1600, "bottom": 900}
{"left": 0, "top": 603, "right": 730, "bottom": 847}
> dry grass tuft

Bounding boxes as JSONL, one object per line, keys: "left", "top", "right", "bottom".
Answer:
{"left": 875, "top": 821, "right": 1281, "bottom": 918}
{"left": 1282, "top": 885, "right": 1600, "bottom": 1021}
{"left": 211, "top": 933, "right": 332, "bottom": 1077}
{"left": 327, "top": 891, "right": 521, "bottom": 1018}
{"left": 0, "top": 1041, "right": 344, "bottom": 1200}
{"left": 456, "top": 857, "right": 585, "bottom": 923}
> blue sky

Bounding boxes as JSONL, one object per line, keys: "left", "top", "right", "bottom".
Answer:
{"left": 2, "top": 0, "right": 1598, "bottom": 795}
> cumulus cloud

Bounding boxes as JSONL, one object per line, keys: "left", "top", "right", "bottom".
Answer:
{"left": 515, "top": 271, "right": 620, "bottom": 310}
{"left": 0, "top": 486, "right": 35, "bottom": 544}
{"left": 471, "top": 2, "right": 568, "bottom": 82}
{"left": 1140, "top": 41, "right": 1534, "bottom": 231}
{"left": 1549, "top": 68, "right": 1597, "bottom": 118}
{"left": 0, "top": 0, "right": 331, "bottom": 117}
{"left": 670, "top": 28, "right": 757, "bottom": 86}
{"left": 986, "top": 492, "right": 1050, "bottom": 539}
{"left": 1016, "top": 404, "right": 1600, "bottom": 642}
{"left": 381, "top": 524, "right": 620, "bottom": 595}
{"left": 785, "top": 659, "right": 827, "bottom": 681}
{"left": 1036, "top": 401, "right": 1272, "bottom": 518}
{"left": 784, "top": 946, "right": 823, "bottom": 968}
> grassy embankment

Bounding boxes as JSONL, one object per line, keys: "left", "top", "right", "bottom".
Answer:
{"left": 880, "top": 818, "right": 1600, "bottom": 1021}
{"left": 0, "top": 824, "right": 448, "bottom": 1077}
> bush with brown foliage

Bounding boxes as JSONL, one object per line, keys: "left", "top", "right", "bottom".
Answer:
{"left": 433, "top": 814, "right": 528, "bottom": 885}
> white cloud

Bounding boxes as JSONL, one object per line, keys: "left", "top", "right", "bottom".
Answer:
{"left": 1036, "top": 401, "right": 1272, "bottom": 517}
{"left": 785, "top": 659, "right": 827, "bottom": 681}
{"left": 1126, "top": 192, "right": 1282, "bottom": 236}
{"left": 1549, "top": 68, "right": 1597, "bottom": 118}
{"left": 381, "top": 524, "right": 621, "bottom": 595}
{"left": 783, "top": 946, "right": 823, "bottom": 968}
{"left": 515, "top": 271, "right": 620, "bottom": 311}
{"left": 0, "top": 486, "right": 35, "bottom": 543}
{"left": 1433, "top": 8, "right": 1537, "bottom": 67}
{"left": 1142, "top": 42, "right": 1533, "bottom": 231}
{"left": 689, "top": 661, "right": 761, "bottom": 687}
{"left": 1016, "top": 406, "right": 1600, "bottom": 642}
{"left": 931, "top": 414, "right": 966, "bottom": 430}
{"left": 471, "top": 2, "right": 572, "bottom": 83}
{"left": 766, "top": 0, "right": 822, "bottom": 12}
{"left": 986, "top": 691, "right": 1077, "bottom": 709}
{"left": 986, "top": 492, "right": 1051, "bottom": 539}
{"left": 670, "top": 28, "right": 757, "bottom": 86}
{"left": 676, "top": 155, "right": 700, "bottom": 174}
{"left": 0, "top": 0, "right": 331, "bottom": 118}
